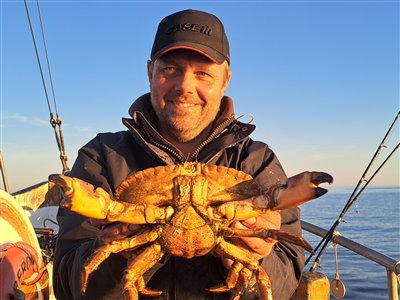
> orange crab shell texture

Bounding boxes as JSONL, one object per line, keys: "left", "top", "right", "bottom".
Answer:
{"left": 114, "top": 163, "right": 262, "bottom": 205}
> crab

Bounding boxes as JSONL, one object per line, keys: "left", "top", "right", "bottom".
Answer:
{"left": 49, "top": 163, "right": 333, "bottom": 300}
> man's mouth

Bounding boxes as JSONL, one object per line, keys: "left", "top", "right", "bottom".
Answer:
{"left": 175, "top": 102, "right": 196, "bottom": 108}
{"left": 167, "top": 95, "right": 203, "bottom": 108}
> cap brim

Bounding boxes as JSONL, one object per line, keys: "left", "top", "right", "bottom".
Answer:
{"left": 151, "top": 42, "right": 227, "bottom": 64}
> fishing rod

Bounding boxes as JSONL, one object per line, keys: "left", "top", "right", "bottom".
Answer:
{"left": 23, "top": 0, "right": 70, "bottom": 174}
{"left": 307, "top": 142, "right": 399, "bottom": 270}
{"left": 306, "top": 111, "right": 400, "bottom": 271}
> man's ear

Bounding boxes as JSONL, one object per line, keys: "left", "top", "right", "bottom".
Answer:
{"left": 222, "top": 65, "right": 231, "bottom": 94}
{"left": 147, "top": 60, "right": 153, "bottom": 82}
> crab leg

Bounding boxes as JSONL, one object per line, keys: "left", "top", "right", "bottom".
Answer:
{"left": 207, "top": 200, "right": 264, "bottom": 221}
{"left": 49, "top": 174, "right": 174, "bottom": 224}
{"left": 123, "top": 242, "right": 165, "bottom": 300}
{"left": 230, "top": 267, "right": 257, "bottom": 300}
{"left": 220, "top": 226, "right": 313, "bottom": 253}
{"left": 257, "top": 267, "right": 273, "bottom": 300}
{"left": 105, "top": 202, "right": 174, "bottom": 224}
{"left": 207, "top": 171, "right": 333, "bottom": 222}
{"left": 211, "top": 239, "right": 276, "bottom": 299}
{"left": 208, "top": 262, "right": 244, "bottom": 293}
{"left": 207, "top": 239, "right": 260, "bottom": 295}
{"left": 210, "top": 260, "right": 273, "bottom": 300}
{"left": 213, "top": 239, "right": 259, "bottom": 271}
{"left": 82, "top": 228, "right": 162, "bottom": 294}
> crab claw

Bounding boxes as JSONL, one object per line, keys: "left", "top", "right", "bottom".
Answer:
{"left": 271, "top": 171, "right": 333, "bottom": 211}
{"left": 48, "top": 174, "right": 113, "bottom": 219}
{"left": 48, "top": 173, "right": 73, "bottom": 194}
{"left": 309, "top": 172, "right": 334, "bottom": 198}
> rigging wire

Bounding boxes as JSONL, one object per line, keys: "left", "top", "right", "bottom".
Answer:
{"left": 23, "top": 0, "right": 69, "bottom": 174}
{"left": 306, "top": 111, "right": 400, "bottom": 271}
{"left": 36, "top": 0, "right": 59, "bottom": 117}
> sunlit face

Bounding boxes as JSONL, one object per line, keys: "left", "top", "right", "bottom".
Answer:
{"left": 148, "top": 49, "right": 231, "bottom": 143}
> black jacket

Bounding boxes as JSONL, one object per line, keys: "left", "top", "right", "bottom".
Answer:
{"left": 53, "top": 94, "right": 305, "bottom": 300}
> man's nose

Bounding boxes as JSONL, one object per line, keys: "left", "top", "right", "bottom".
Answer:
{"left": 174, "top": 71, "right": 195, "bottom": 94}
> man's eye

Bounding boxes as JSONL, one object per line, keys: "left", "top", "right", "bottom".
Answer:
{"left": 163, "top": 67, "right": 176, "bottom": 74}
{"left": 196, "top": 71, "right": 211, "bottom": 78}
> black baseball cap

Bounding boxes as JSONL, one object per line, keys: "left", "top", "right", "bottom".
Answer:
{"left": 151, "top": 9, "right": 230, "bottom": 64}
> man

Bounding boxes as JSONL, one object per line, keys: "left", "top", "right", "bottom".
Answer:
{"left": 53, "top": 9, "right": 305, "bottom": 299}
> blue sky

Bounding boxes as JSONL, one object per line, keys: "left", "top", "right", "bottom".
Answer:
{"left": 1, "top": 0, "right": 399, "bottom": 192}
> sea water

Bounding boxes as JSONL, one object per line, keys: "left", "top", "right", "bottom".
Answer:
{"left": 301, "top": 186, "right": 400, "bottom": 299}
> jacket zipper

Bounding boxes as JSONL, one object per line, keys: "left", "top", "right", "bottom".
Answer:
{"left": 144, "top": 126, "right": 186, "bottom": 162}
{"left": 189, "top": 115, "right": 235, "bottom": 161}
{"left": 139, "top": 113, "right": 236, "bottom": 164}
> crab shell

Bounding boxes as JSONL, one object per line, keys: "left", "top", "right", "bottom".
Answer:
{"left": 112, "top": 163, "right": 266, "bottom": 258}
{"left": 114, "top": 163, "right": 262, "bottom": 207}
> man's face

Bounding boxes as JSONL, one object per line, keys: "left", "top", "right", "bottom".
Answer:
{"left": 148, "top": 49, "right": 230, "bottom": 143}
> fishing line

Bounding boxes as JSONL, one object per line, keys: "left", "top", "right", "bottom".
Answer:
{"left": 306, "top": 111, "right": 400, "bottom": 271}
{"left": 23, "top": 0, "right": 51, "bottom": 113}
{"left": 339, "top": 143, "right": 399, "bottom": 216}
{"left": 23, "top": 0, "right": 69, "bottom": 174}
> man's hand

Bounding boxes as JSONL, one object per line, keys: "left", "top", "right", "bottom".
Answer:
{"left": 90, "top": 220, "right": 143, "bottom": 246}
{"left": 230, "top": 210, "right": 281, "bottom": 260}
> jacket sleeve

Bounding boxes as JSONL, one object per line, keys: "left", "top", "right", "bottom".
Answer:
{"left": 241, "top": 140, "right": 305, "bottom": 299}
{"left": 53, "top": 136, "right": 128, "bottom": 300}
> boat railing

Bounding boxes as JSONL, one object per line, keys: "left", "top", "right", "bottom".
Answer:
{"left": 301, "top": 220, "right": 400, "bottom": 300}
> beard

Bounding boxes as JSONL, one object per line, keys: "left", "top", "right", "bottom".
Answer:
{"left": 163, "top": 113, "right": 210, "bottom": 142}
{"left": 152, "top": 93, "right": 221, "bottom": 143}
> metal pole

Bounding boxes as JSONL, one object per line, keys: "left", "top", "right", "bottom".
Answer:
{"left": 0, "top": 151, "right": 10, "bottom": 192}
{"left": 387, "top": 269, "right": 399, "bottom": 300}
{"left": 302, "top": 221, "right": 400, "bottom": 300}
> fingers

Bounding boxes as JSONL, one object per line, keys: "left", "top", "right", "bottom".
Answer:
{"left": 98, "top": 222, "right": 142, "bottom": 245}
{"left": 89, "top": 218, "right": 110, "bottom": 228}
{"left": 230, "top": 222, "right": 275, "bottom": 259}
{"left": 241, "top": 211, "right": 281, "bottom": 229}
{"left": 229, "top": 211, "right": 281, "bottom": 259}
